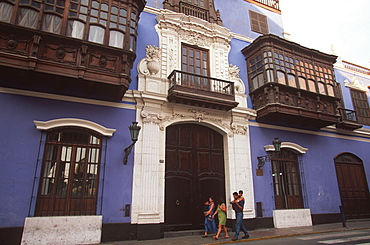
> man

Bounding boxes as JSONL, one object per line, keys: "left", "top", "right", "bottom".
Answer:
{"left": 230, "top": 192, "right": 249, "bottom": 241}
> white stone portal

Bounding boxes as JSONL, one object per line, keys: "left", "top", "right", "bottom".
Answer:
{"left": 273, "top": 209, "right": 312, "bottom": 228}
{"left": 131, "top": 10, "right": 257, "bottom": 226}
{"left": 21, "top": 216, "right": 102, "bottom": 245}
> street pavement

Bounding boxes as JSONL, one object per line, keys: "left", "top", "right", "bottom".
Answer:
{"left": 97, "top": 219, "right": 370, "bottom": 245}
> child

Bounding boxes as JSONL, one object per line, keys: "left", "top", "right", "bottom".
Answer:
{"left": 238, "top": 190, "right": 245, "bottom": 202}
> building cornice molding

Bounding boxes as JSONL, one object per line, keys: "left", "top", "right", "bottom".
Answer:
{"left": 264, "top": 142, "right": 308, "bottom": 154}
{"left": 334, "top": 63, "right": 370, "bottom": 80}
{"left": 250, "top": 121, "right": 370, "bottom": 142}
{"left": 33, "top": 118, "right": 116, "bottom": 136}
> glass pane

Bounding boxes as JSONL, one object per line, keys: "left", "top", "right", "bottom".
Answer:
{"left": 287, "top": 74, "right": 296, "bottom": 87}
{"left": 67, "top": 20, "right": 84, "bottom": 39}
{"left": 327, "top": 85, "right": 334, "bottom": 96}
{"left": 267, "top": 69, "right": 274, "bottom": 83}
{"left": 277, "top": 71, "right": 286, "bottom": 84}
{"left": 80, "top": 6, "right": 87, "bottom": 13}
{"left": 17, "top": 8, "right": 38, "bottom": 29}
{"left": 111, "top": 6, "right": 118, "bottom": 14}
{"left": 298, "top": 77, "right": 306, "bottom": 90}
{"left": 318, "top": 82, "right": 326, "bottom": 95}
{"left": 101, "top": 3, "right": 108, "bottom": 11}
{"left": 109, "top": 30, "right": 123, "bottom": 48}
{"left": 308, "top": 79, "right": 316, "bottom": 92}
{"left": 89, "top": 25, "right": 104, "bottom": 44}
{"left": 0, "top": 2, "right": 13, "bottom": 22}
{"left": 92, "top": 0, "right": 99, "bottom": 8}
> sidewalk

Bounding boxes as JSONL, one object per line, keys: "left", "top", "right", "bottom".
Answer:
{"left": 99, "top": 220, "right": 370, "bottom": 245}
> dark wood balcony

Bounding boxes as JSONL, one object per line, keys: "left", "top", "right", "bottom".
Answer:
{"left": 179, "top": 1, "right": 209, "bottom": 21}
{"left": 0, "top": 22, "right": 134, "bottom": 101}
{"left": 336, "top": 108, "right": 363, "bottom": 130}
{"left": 251, "top": 83, "right": 341, "bottom": 129}
{"left": 167, "top": 70, "right": 239, "bottom": 111}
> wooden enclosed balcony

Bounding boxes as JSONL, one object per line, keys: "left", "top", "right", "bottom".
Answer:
{"left": 251, "top": 83, "right": 340, "bottom": 129}
{"left": 167, "top": 70, "right": 239, "bottom": 111}
{"left": 242, "top": 34, "right": 344, "bottom": 129}
{"left": 0, "top": 0, "right": 146, "bottom": 101}
{"left": 336, "top": 108, "right": 362, "bottom": 130}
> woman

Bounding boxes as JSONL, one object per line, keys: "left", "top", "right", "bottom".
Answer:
{"left": 212, "top": 198, "right": 229, "bottom": 239}
{"left": 203, "top": 196, "right": 217, "bottom": 237}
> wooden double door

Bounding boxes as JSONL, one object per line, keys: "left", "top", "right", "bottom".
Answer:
{"left": 165, "top": 124, "right": 225, "bottom": 230}
{"left": 335, "top": 153, "right": 370, "bottom": 219}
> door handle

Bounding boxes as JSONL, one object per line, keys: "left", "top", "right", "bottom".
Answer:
{"left": 176, "top": 200, "right": 180, "bottom": 206}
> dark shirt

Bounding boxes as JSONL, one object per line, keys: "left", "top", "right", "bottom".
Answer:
{"left": 232, "top": 200, "right": 244, "bottom": 213}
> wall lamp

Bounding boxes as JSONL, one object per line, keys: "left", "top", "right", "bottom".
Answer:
{"left": 256, "top": 138, "right": 282, "bottom": 176}
{"left": 123, "top": 122, "right": 141, "bottom": 165}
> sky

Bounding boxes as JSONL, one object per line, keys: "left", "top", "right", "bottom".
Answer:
{"left": 279, "top": 0, "right": 370, "bottom": 69}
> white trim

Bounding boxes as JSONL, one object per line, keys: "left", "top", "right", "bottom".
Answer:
{"left": 264, "top": 142, "right": 308, "bottom": 154}
{"left": 33, "top": 118, "right": 116, "bottom": 136}
{"left": 335, "top": 63, "right": 370, "bottom": 80}
{"left": 249, "top": 121, "right": 370, "bottom": 143}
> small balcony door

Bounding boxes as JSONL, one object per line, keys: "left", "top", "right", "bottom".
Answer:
{"left": 181, "top": 44, "right": 210, "bottom": 90}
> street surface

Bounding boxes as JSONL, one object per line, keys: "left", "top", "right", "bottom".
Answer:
{"left": 238, "top": 229, "right": 370, "bottom": 244}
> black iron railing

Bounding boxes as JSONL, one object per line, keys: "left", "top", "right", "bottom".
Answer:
{"left": 168, "top": 70, "right": 235, "bottom": 97}
{"left": 339, "top": 108, "right": 358, "bottom": 122}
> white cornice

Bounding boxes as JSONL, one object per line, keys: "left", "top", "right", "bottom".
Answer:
{"left": 344, "top": 76, "right": 368, "bottom": 92}
{"left": 249, "top": 121, "right": 370, "bottom": 143}
{"left": 264, "top": 142, "right": 308, "bottom": 154}
{"left": 33, "top": 118, "right": 116, "bottom": 136}
{"left": 334, "top": 63, "right": 370, "bottom": 80}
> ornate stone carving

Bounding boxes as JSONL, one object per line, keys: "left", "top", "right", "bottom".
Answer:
{"left": 189, "top": 109, "right": 209, "bottom": 122}
{"left": 179, "top": 31, "right": 209, "bottom": 47}
{"left": 141, "top": 109, "right": 163, "bottom": 125}
{"left": 344, "top": 76, "right": 368, "bottom": 92}
{"left": 138, "top": 45, "right": 161, "bottom": 76}
{"left": 229, "top": 64, "right": 245, "bottom": 94}
{"left": 230, "top": 123, "right": 247, "bottom": 135}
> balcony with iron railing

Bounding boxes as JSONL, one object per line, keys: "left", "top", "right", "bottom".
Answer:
{"left": 167, "top": 70, "right": 238, "bottom": 110}
{"left": 336, "top": 108, "right": 362, "bottom": 130}
{"left": 244, "top": 0, "right": 280, "bottom": 13}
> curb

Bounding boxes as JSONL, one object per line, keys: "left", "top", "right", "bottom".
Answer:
{"left": 205, "top": 226, "right": 370, "bottom": 244}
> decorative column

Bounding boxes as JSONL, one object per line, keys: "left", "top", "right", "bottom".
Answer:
{"left": 131, "top": 109, "right": 164, "bottom": 240}
{"left": 225, "top": 113, "right": 255, "bottom": 220}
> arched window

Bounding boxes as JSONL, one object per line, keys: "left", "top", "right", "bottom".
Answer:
{"left": 35, "top": 127, "right": 102, "bottom": 216}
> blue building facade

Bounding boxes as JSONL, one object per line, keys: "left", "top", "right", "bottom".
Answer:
{"left": 1, "top": 0, "right": 369, "bottom": 244}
